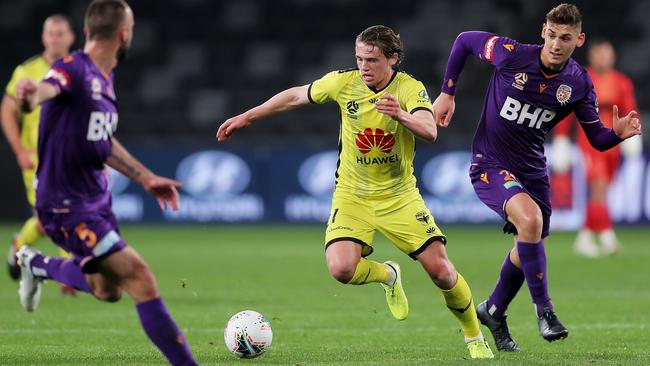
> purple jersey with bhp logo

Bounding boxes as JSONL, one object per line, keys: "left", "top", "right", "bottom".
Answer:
{"left": 36, "top": 50, "right": 118, "bottom": 213}
{"left": 443, "top": 32, "right": 601, "bottom": 179}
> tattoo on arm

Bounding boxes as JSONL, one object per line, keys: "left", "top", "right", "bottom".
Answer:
{"left": 108, "top": 153, "right": 142, "bottom": 179}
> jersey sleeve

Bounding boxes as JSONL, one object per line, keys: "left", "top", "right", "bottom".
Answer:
{"left": 308, "top": 70, "right": 347, "bottom": 104}
{"left": 42, "top": 55, "right": 78, "bottom": 95}
{"left": 442, "top": 32, "right": 520, "bottom": 95}
{"left": 402, "top": 79, "right": 433, "bottom": 115}
{"left": 573, "top": 73, "right": 600, "bottom": 124}
{"left": 5, "top": 65, "right": 26, "bottom": 98}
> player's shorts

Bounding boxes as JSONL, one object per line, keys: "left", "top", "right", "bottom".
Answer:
{"left": 37, "top": 207, "right": 127, "bottom": 273}
{"left": 325, "top": 188, "right": 446, "bottom": 260}
{"left": 22, "top": 167, "right": 36, "bottom": 207}
{"left": 581, "top": 145, "right": 620, "bottom": 182}
{"left": 470, "top": 164, "right": 551, "bottom": 239}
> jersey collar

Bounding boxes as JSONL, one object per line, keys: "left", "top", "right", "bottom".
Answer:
{"left": 366, "top": 68, "right": 399, "bottom": 94}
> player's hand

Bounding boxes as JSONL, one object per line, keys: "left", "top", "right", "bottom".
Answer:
{"left": 375, "top": 93, "right": 404, "bottom": 120}
{"left": 16, "top": 147, "right": 36, "bottom": 170}
{"left": 15, "top": 78, "right": 38, "bottom": 113}
{"left": 217, "top": 115, "right": 251, "bottom": 141}
{"left": 432, "top": 93, "right": 455, "bottom": 127}
{"left": 613, "top": 104, "right": 642, "bottom": 140}
{"left": 143, "top": 175, "right": 182, "bottom": 211}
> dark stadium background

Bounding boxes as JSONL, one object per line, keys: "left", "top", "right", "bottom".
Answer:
{"left": 1, "top": 0, "right": 648, "bottom": 221}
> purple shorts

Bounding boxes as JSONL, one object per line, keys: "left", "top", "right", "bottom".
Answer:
{"left": 37, "top": 207, "right": 128, "bottom": 273}
{"left": 470, "top": 164, "right": 551, "bottom": 238}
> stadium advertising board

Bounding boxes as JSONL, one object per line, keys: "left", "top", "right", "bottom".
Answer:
{"left": 110, "top": 146, "right": 650, "bottom": 226}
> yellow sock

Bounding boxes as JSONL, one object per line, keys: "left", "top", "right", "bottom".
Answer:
{"left": 59, "top": 248, "right": 73, "bottom": 259}
{"left": 441, "top": 272, "right": 481, "bottom": 339}
{"left": 348, "top": 258, "right": 390, "bottom": 285}
{"left": 15, "top": 216, "right": 44, "bottom": 249}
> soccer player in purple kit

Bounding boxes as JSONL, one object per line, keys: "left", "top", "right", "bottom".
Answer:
{"left": 432, "top": 3, "right": 641, "bottom": 352}
{"left": 14, "top": 1, "right": 198, "bottom": 365}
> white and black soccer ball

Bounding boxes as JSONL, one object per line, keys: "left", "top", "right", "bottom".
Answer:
{"left": 224, "top": 310, "right": 273, "bottom": 358}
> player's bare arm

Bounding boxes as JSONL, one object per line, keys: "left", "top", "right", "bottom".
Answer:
{"left": 107, "top": 138, "right": 182, "bottom": 211}
{"left": 1, "top": 94, "right": 35, "bottom": 169}
{"left": 15, "top": 79, "right": 60, "bottom": 113}
{"left": 612, "top": 104, "right": 642, "bottom": 139}
{"left": 217, "top": 85, "right": 311, "bottom": 141}
{"left": 376, "top": 93, "right": 437, "bottom": 142}
{"left": 432, "top": 92, "right": 456, "bottom": 128}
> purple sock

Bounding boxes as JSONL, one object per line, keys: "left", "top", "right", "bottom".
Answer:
{"left": 487, "top": 252, "right": 525, "bottom": 319}
{"left": 517, "top": 240, "right": 553, "bottom": 317}
{"left": 136, "top": 298, "right": 197, "bottom": 366}
{"left": 30, "top": 255, "right": 91, "bottom": 293}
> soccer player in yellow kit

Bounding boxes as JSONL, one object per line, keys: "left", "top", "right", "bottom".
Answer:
{"left": 2, "top": 15, "right": 75, "bottom": 286}
{"left": 217, "top": 25, "right": 493, "bottom": 359}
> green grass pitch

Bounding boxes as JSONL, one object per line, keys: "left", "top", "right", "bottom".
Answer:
{"left": 0, "top": 224, "right": 649, "bottom": 365}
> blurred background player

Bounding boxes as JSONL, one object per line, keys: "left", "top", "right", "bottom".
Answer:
{"left": 14, "top": 1, "right": 197, "bottom": 364}
{"left": 432, "top": 3, "right": 641, "bottom": 351}
{"left": 218, "top": 25, "right": 493, "bottom": 359}
{"left": 2, "top": 14, "right": 76, "bottom": 294}
{"left": 552, "top": 39, "right": 640, "bottom": 257}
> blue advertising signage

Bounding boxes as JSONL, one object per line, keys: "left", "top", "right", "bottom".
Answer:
{"left": 109, "top": 145, "right": 650, "bottom": 228}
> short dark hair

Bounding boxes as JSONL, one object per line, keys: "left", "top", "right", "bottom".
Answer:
{"left": 546, "top": 3, "right": 582, "bottom": 29}
{"left": 43, "top": 14, "right": 73, "bottom": 31}
{"left": 85, "top": 0, "right": 128, "bottom": 40}
{"left": 356, "top": 25, "right": 404, "bottom": 65}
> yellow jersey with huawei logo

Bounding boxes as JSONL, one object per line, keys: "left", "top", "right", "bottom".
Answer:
{"left": 308, "top": 68, "right": 432, "bottom": 197}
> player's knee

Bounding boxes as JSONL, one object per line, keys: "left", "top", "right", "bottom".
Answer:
{"left": 327, "top": 261, "right": 356, "bottom": 284}
{"left": 428, "top": 261, "right": 456, "bottom": 288}
{"left": 517, "top": 210, "right": 543, "bottom": 237}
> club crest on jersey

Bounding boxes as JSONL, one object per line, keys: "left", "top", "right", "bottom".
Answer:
{"left": 512, "top": 73, "right": 528, "bottom": 90}
{"left": 91, "top": 77, "right": 102, "bottom": 100}
{"left": 556, "top": 84, "right": 572, "bottom": 105}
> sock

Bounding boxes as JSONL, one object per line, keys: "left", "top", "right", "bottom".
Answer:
{"left": 30, "top": 255, "right": 91, "bottom": 293}
{"left": 585, "top": 201, "right": 612, "bottom": 233}
{"left": 487, "top": 252, "right": 525, "bottom": 319}
{"left": 59, "top": 248, "right": 73, "bottom": 259}
{"left": 516, "top": 241, "right": 553, "bottom": 317}
{"left": 16, "top": 217, "right": 44, "bottom": 248}
{"left": 347, "top": 258, "right": 390, "bottom": 285}
{"left": 136, "top": 298, "right": 198, "bottom": 366}
{"left": 441, "top": 272, "right": 482, "bottom": 340}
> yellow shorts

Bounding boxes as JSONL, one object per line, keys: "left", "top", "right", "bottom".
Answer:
{"left": 22, "top": 167, "right": 36, "bottom": 207}
{"left": 325, "top": 189, "right": 446, "bottom": 260}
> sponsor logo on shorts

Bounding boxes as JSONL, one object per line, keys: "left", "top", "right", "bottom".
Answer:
{"left": 327, "top": 225, "right": 353, "bottom": 233}
{"left": 503, "top": 181, "right": 522, "bottom": 189}
{"left": 503, "top": 43, "right": 514, "bottom": 52}
{"left": 415, "top": 211, "right": 431, "bottom": 225}
{"left": 92, "top": 230, "right": 121, "bottom": 256}
{"left": 480, "top": 172, "right": 489, "bottom": 184}
{"left": 426, "top": 227, "right": 436, "bottom": 234}
{"left": 355, "top": 128, "right": 396, "bottom": 154}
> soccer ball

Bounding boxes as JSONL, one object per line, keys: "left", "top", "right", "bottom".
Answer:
{"left": 224, "top": 310, "right": 273, "bottom": 358}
